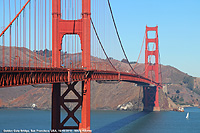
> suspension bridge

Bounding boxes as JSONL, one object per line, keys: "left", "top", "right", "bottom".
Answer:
{"left": 0, "top": 0, "right": 162, "bottom": 132}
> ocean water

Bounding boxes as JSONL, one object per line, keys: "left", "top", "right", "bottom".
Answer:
{"left": 0, "top": 107, "right": 200, "bottom": 133}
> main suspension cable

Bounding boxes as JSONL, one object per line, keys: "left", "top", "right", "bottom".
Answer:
{"left": 90, "top": 18, "right": 117, "bottom": 71}
{"left": 0, "top": 0, "right": 31, "bottom": 37}
{"left": 107, "top": 0, "right": 137, "bottom": 74}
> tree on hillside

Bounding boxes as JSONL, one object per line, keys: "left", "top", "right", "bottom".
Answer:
{"left": 176, "top": 90, "right": 180, "bottom": 93}
{"left": 179, "top": 97, "right": 184, "bottom": 102}
{"left": 183, "top": 76, "right": 194, "bottom": 90}
{"left": 121, "top": 58, "right": 128, "bottom": 64}
{"left": 130, "top": 61, "right": 137, "bottom": 64}
{"left": 109, "top": 57, "right": 113, "bottom": 60}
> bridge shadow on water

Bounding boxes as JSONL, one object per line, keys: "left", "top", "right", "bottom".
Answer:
{"left": 93, "top": 86, "right": 157, "bottom": 132}
{"left": 93, "top": 111, "right": 150, "bottom": 133}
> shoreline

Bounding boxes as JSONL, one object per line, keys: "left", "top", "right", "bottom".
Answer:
{"left": 0, "top": 107, "right": 50, "bottom": 111}
{"left": 0, "top": 106, "right": 172, "bottom": 112}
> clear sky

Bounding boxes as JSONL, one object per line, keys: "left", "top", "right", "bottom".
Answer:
{"left": 109, "top": 0, "right": 200, "bottom": 77}
{"left": 0, "top": 0, "right": 199, "bottom": 77}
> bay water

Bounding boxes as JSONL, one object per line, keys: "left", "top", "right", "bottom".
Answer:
{"left": 0, "top": 107, "right": 200, "bottom": 133}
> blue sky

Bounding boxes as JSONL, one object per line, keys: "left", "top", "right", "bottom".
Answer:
{"left": 0, "top": 0, "right": 199, "bottom": 77}
{"left": 109, "top": 0, "right": 200, "bottom": 77}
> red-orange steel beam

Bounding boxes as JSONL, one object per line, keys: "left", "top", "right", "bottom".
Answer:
{"left": 0, "top": 67, "right": 161, "bottom": 88}
{"left": 145, "top": 26, "right": 160, "bottom": 111}
{"left": 81, "top": 0, "right": 91, "bottom": 131}
{"left": 145, "top": 26, "right": 159, "bottom": 82}
{"left": 51, "top": 1, "right": 62, "bottom": 131}
{"left": 52, "top": 0, "right": 91, "bottom": 131}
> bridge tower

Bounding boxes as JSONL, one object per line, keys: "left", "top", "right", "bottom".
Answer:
{"left": 52, "top": 0, "right": 91, "bottom": 132}
{"left": 144, "top": 26, "right": 160, "bottom": 111}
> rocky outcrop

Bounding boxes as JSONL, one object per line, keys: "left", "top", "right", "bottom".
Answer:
{"left": 167, "top": 97, "right": 178, "bottom": 110}
{"left": 117, "top": 102, "right": 134, "bottom": 111}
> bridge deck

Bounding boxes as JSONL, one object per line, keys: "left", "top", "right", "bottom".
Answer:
{"left": 0, "top": 67, "right": 160, "bottom": 88}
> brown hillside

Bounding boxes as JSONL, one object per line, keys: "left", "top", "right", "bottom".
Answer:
{"left": 0, "top": 47, "right": 200, "bottom": 110}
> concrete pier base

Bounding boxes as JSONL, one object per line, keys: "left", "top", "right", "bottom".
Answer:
{"left": 153, "top": 106, "right": 160, "bottom": 111}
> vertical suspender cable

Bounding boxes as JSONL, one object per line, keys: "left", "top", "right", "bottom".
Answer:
{"left": 15, "top": 0, "right": 16, "bottom": 67}
{"left": 93, "top": 0, "right": 95, "bottom": 68}
{"left": 94, "top": 0, "right": 97, "bottom": 69}
{"left": 98, "top": 0, "right": 99, "bottom": 61}
{"left": 71, "top": 0, "right": 74, "bottom": 68}
{"left": 68, "top": 0, "right": 70, "bottom": 68}
{"left": 65, "top": 0, "right": 67, "bottom": 67}
{"left": 100, "top": 0, "right": 103, "bottom": 60}
{"left": 49, "top": 0, "right": 51, "bottom": 67}
{"left": 44, "top": 0, "right": 47, "bottom": 68}
{"left": 77, "top": 0, "right": 81, "bottom": 68}
{"left": 17, "top": 17, "right": 19, "bottom": 67}
{"left": 23, "top": 0, "right": 24, "bottom": 68}
{"left": 96, "top": 0, "right": 98, "bottom": 64}
{"left": 98, "top": 0, "right": 100, "bottom": 60}
{"left": 38, "top": 0, "right": 40, "bottom": 67}
{"left": 3, "top": 0, "right": 5, "bottom": 67}
{"left": 34, "top": 0, "right": 36, "bottom": 68}
{"left": 23, "top": 1, "right": 25, "bottom": 68}
{"left": 22, "top": 1, "right": 26, "bottom": 69}
{"left": 61, "top": 0, "right": 63, "bottom": 66}
{"left": 20, "top": 0, "right": 21, "bottom": 67}
{"left": 40, "top": 0, "right": 43, "bottom": 67}
{"left": 103, "top": 0, "right": 106, "bottom": 62}
{"left": 74, "top": 0, "right": 76, "bottom": 68}
{"left": 92, "top": 0, "right": 94, "bottom": 68}
{"left": 29, "top": 1, "right": 31, "bottom": 68}
{"left": 97, "top": 0, "right": 98, "bottom": 68}
{"left": 16, "top": 1, "right": 18, "bottom": 67}
{"left": 96, "top": 0, "right": 99, "bottom": 69}
{"left": 104, "top": 0, "right": 106, "bottom": 70}
{"left": 24, "top": 1, "right": 26, "bottom": 68}
{"left": 25, "top": 0, "right": 27, "bottom": 67}
{"left": 40, "top": 0, "right": 42, "bottom": 67}
{"left": 74, "top": 0, "right": 77, "bottom": 68}
{"left": 9, "top": 0, "right": 12, "bottom": 67}
{"left": 75, "top": 0, "right": 76, "bottom": 68}
{"left": 77, "top": 0, "right": 79, "bottom": 68}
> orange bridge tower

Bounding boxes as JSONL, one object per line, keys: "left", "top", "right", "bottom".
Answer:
{"left": 144, "top": 26, "right": 161, "bottom": 111}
